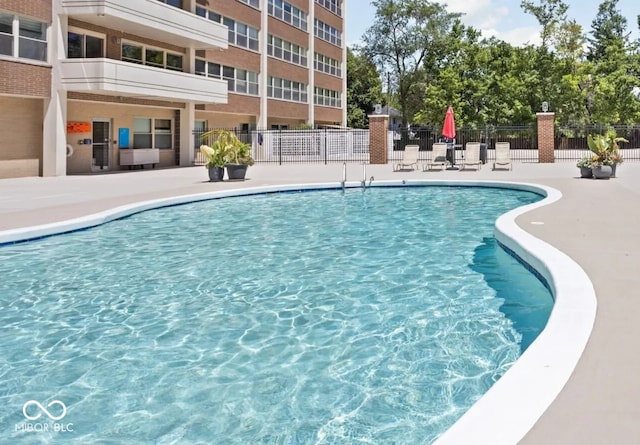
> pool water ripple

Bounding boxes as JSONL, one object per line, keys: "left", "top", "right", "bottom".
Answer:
{"left": 0, "top": 187, "right": 552, "bottom": 444}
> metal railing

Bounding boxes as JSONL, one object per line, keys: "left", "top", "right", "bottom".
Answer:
{"left": 193, "top": 124, "right": 640, "bottom": 165}
{"left": 388, "top": 125, "right": 539, "bottom": 163}
{"left": 193, "top": 127, "right": 369, "bottom": 165}
{"left": 555, "top": 124, "right": 640, "bottom": 161}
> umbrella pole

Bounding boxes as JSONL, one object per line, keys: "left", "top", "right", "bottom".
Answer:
{"left": 446, "top": 140, "right": 459, "bottom": 170}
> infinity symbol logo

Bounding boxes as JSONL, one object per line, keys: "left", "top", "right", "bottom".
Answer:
{"left": 22, "top": 400, "right": 67, "bottom": 421}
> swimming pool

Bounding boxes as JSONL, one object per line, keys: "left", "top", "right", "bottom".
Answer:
{"left": 0, "top": 186, "right": 553, "bottom": 444}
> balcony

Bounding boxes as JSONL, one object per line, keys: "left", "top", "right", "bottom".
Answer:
{"left": 59, "top": 58, "right": 228, "bottom": 104}
{"left": 61, "top": 0, "right": 228, "bottom": 50}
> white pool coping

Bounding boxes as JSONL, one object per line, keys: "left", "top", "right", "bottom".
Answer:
{"left": 0, "top": 180, "right": 596, "bottom": 445}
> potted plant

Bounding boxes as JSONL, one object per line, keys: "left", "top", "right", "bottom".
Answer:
{"left": 224, "top": 133, "right": 254, "bottom": 180}
{"left": 576, "top": 156, "right": 593, "bottom": 178}
{"left": 201, "top": 129, "right": 254, "bottom": 181}
{"left": 199, "top": 141, "right": 227, "bottom": 182}
{"left": 587, "top": 132, "right": 627, "bottom": 179}
{"left": 609, "top": 151, "right": 624, "bottom": 178}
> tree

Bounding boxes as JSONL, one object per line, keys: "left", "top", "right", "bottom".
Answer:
{"left": 586, "top": 0, "right": 640, "bottom": 123}
{"left": 589, "top": 47, "right": 640, "bottom": 124}
{"left": 483, "top": 42, "right": 541, "bottom": 124}
{"left": 416, "top": 22, "right": 490, "bottom": 126}
{"left": 346, "top": 48, "right": 383, "bottom": 128}
{"left": 587, "top": 0, "right": 629, "bottom": 62}
{"left": 520, "top": 0, "right": 569, "bottom": 51}
{"left": 362, "top": 0, "right": 461, "bottom": 125}
{"left": 520, "top": 0, "right": 569, "bottom": 111}
{"left": 550, "top": 20, "right": 589, "bottom": 124}
{"left": 552, "top": 19, "right": 585, "bottom": 63}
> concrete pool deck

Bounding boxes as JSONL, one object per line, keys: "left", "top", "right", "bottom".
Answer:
{"left": 1, "top": 162, "right": 640, "bottom": 444}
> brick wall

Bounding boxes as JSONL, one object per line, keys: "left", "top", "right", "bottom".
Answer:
{"left": 0, "top": 96, "right": 44, "bottom": 161}
{"left": 201, "top": 93, "right": 260, "bottom": 115}
{"left": 314, "top": 39, "right": 342, "bottom": 61}
{"left": 268, "top": 58, "right": 308, "bottom": 84}
{"left": 195, "top": 111, "right": 256, "bottom": 129}
{"left": 0, "top": 60, "right": 51, "bottom": 97}
{"left": 368, "top": 115, "right": 388, "bottom": 164}
{"left": 315, "top": 6, "right": 343, "bottom": 31}
{"left": 314, "top": 71, "right": 342, "bottom": 91}
{"left": 537, "top": 112, "right": 555, "bottom": 163}
{"left": 286, "top": 0, "right": 308, "bottom": 14}
{"left": 267, "top": 99, "right": 308, "bottom": 120}
{"left": 209, "top": 0, "right": 260, "bottom": 28}
{"left": 205, "top": 46, "right": 261, "bottom": 73}
{"left": 268, "top": 17, "right": 308, "bottom": 47}
{"left": 314, "top": 106, "right": 342, "bottom": 124}
{"left": 0, "top": 0, "right": 51, "bottom": 22}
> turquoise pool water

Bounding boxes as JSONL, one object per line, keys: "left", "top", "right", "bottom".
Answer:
{"left": 0, "top": 186, "right": 552, "bottom": 444}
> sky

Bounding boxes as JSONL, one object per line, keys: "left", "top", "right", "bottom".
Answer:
{"left": 346, "top": 0, "right": 640, "bottom": 48}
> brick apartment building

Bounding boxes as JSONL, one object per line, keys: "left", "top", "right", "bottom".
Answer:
{"left": 0, "top": 0, "right": 346, "bottom": 177}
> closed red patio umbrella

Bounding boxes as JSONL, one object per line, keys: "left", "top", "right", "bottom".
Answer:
{"left": 441, "top": 106, "right": 457, "bottom": 169}
{"left": 442, "top": 106, "right": 456, "bottom": 140}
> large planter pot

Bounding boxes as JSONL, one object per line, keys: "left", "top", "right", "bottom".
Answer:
{"left": 579, "top": 166, "right": 593, "bottom": 178}
{"left": 207, "top": 166, "right": 224, "bottom": 182}
{"left": 592, "top": 165, "right": 612, "bottom": 180}
{"left": 226, "top": 163, "right": 249, "bottom": 180}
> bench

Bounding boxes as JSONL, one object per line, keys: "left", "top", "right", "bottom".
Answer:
{"left": 119, "top": 149, "right": 160, "bottom": 169}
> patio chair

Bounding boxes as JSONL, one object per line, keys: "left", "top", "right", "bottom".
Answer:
{"left": 393, "top": 145, "right": 419, "bottom": 171}
{"left": 423, "top": 143, "right": 448, "bottom": 171}
{"left": 459, "top": 142, "right": 482, "bottom": 171}
{"left": 493, "top": 142, "right": 512, "bottom": 170}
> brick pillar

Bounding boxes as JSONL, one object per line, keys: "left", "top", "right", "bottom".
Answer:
{"left": 537, "top": 112, "right": 555, "bottom": 163}
{"left": 368, "top": 115, "right": 389, "bottom": 164}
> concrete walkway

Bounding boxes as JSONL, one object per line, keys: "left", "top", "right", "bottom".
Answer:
{"left": 1, "top": 162, "right": 640, "bottom": 444}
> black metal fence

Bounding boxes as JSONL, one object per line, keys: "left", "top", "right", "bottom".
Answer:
{"left": 555, "top": 124, "right": 640, "bottom": 161}
{"left": 389, "top": 124, "right": 539, "bottom": 163}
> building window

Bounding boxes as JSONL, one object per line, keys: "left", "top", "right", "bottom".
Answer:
{"left": 67, "top": 31, "right": 104, "bottom": 58}
{"left": 155, "top": 119, "right": 172, "bottom": 149}
{"left": 0, "top": 13, "right": 14, "bottom": 56}
{"left": 166, "top": 53, "right": 182, "bottom": 71}
{"left": 19, "top": 17, "right": 47, "bottom": 61}
{"left": 238, "top": 0, "right": 260, "bottom": 8}
{"left": 315, "top": 0, "right": 342, "bottom": 16}
{"left": 196, "top": 8, "right": 259, "bottom": 51}
{"left": 196, "top": 7, "right": 221, "bottom": 23}
{"left": 195, "top": 59, "right": 259, "bottom": 95}
{"left": 157, "top": 0, "right": 183, "bottom": 8}
{"left": 133, "top": 118, "right": 173, "bottom": 149}
{"left": 133, "top": 118, "right": 152, "bottom": 148}
{"left": 314, "top": 87, "right": 341, "bottom": 108}
{"left": 122, "top": 42, "right": 183, "bottom": 71}
{"left": 268, "top": 76, "right": 307, "bottom": 103}
{"left": 0, "top": 13, "right": 48, "bottom": 61}
{"left": 314, "top": 19, "right": 341, "bottom": 47}
{"left": 122, "top": 43, "right": 142, "bottom": 64}
{"left": 267, "top": 35, "right": 307, "bottom": 66}
{"left": 314, "top": 53, "right": 341, "bottom": 77}
{"left": 267, "top": 0, "right": 307, "bottom": 31}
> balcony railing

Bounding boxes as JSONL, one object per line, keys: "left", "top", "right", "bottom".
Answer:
{"left": 59, "top": 58, "right": 227, "bottom": 104}
{"left": 61, "top": 0, "right": 228, "bottom": 50}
